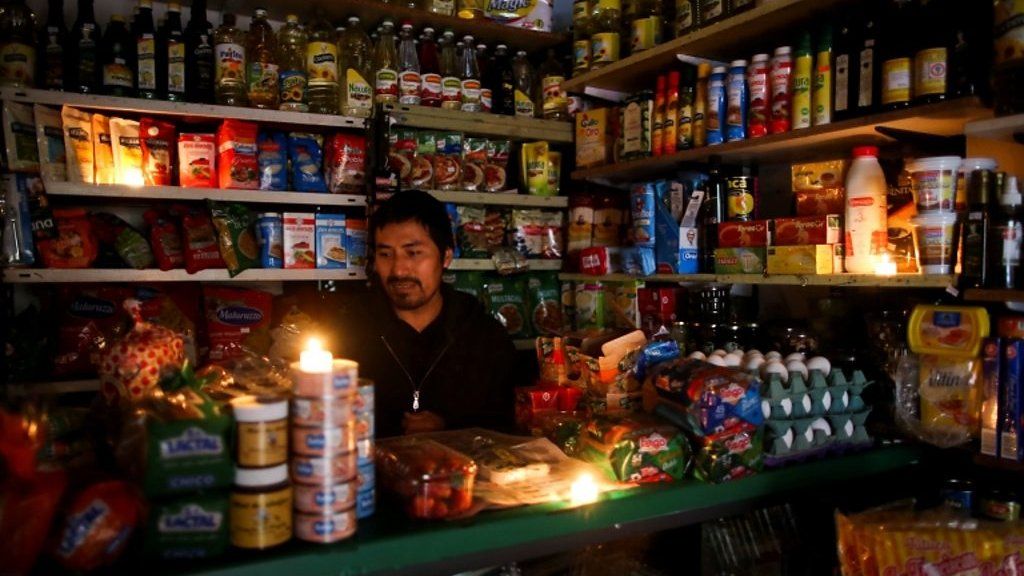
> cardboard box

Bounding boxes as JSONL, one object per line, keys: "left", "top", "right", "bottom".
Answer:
{"left": 315, "top": 213, "right": 347, "bottom": 269}
{"left": 283, "top": 212, "right": 315, "bottom": 269}
{"left": 678, "top": 226, "right": 699, "bottom": 273}
{"left": 792, "top": 159, "right": 848, "bottom": 216}
{"left": 575, "top": 108, "right": 611, "bottom": 168}
{"left": 772, "top": 214, "right": 841, "bottom": 246}
{"left": 714, "top": 247, "right": 766, "bottom": 274}
{"left": 981, "top": 337, "right": 1002, "bottom": 457}
{"left": 718, "top": 220, "right": 770, "bottom": 247}
{"left": 579, "top": 246, "right": 623, "bottom": 275}
{"left": 638, "top": 287, "right": 679, "bottom": 334}
{"left": 766, "top": 245, "right": 835, "bottom": 275}
{"left": 1002, "top": 340, "right": 1024, "bottom": 461}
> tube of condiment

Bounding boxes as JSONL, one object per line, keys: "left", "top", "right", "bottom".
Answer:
{"left": 748, "top": 54, "right": 769, "bottom": 138}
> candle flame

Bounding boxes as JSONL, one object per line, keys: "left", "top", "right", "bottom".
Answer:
{"left": 306, "top": 337, "right": 323, "bottom": 352}
{"left": 874, "top": 253, "right": 897, "bottom": 276}
{"left": 569, "top": 473, "right": 599, "bottom": 506}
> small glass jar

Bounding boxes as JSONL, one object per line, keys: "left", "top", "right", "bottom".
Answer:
{"left": 231, "top": 396, "right": 289, "bottom": 468}
{"left": 229, "top": 464, "right": 293, "bottom": 549}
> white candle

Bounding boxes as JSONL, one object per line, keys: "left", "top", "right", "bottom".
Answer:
{"left": 874, "top": 253, "right": 897, "bottom": 276}
{"left": 299, "top": 338, "right": 333, "bottom": 373}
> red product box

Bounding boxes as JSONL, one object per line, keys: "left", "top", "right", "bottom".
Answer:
{"left": 638, "top": 287, "right": 679, "bottom": 334}
{"left": 515, "top": 386, "right": 560, "bottom": 431}
{"left": 717, "top": 220, "right": 770, "bottom": 247}
{"left": 772, "top": 214, "right": 841, "bottom": 246}
{"left": 578, "top": 246, "right": 623, "bottom": 275}
{"left": 998, "top": 316, "right": 1024, "bottom": 340}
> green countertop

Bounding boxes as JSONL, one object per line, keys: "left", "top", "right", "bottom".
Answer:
{"left": 176, "top": 444, "right": 922, "bottom": 576}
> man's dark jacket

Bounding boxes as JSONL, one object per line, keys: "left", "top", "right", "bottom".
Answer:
{"left": 330, "top": 284, "right": 519, "bottom": 438}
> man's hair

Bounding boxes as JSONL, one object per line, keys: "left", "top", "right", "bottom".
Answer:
{"left": 371, "top": 190, "right": 455, "bottom": 255}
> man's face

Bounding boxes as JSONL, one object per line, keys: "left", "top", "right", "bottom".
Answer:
{"left": 374, "top": 220, "right": 452, "bottom": 311}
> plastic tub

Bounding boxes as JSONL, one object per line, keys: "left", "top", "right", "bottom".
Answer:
{"left": 909, "top": 156, "right": 962, "bottom": 213}
{"left": 376, "top": 438, "right": 476, "bottom": 520}
{"left": 957, "top": 158, "right": 998, "bottom": 209}
{"left": 912, "top": 212, "right": 960, "bottom": 274}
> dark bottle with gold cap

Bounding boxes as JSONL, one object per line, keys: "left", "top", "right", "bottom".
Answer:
{"left": 961, "top": 169, "right": 993, "bottom": 288}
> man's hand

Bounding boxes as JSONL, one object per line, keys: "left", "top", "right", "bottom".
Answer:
{"left": 402, "top": 410, "right": 446, "bottom": 435}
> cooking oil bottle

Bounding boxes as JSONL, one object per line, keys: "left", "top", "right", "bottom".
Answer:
{"left": 306, "top": 10, "right": 340, "bottom": 114}
{"left": 0, "top": 0, "right": 37, "bottom": 87}
{"left": 214, "top": 12, "right": 247, "bottom": 106}
{"left": 589, "top": 0, "right": 621, "bottom": 69}
{"left": 538, "top": 49, "right": 568, "bottom": 121}
{"left": 338, "top": 16, "right": 373, "bottom": 117}
{"left": 277, "top": 14, "right": 308, "bottom": 112}
{"left": 246, "top": 8, "right": 278, "bottom": 109}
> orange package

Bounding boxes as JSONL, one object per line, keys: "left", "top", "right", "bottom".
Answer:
{"left": 178, "top": 132, "right": 217, "bottom": 188}
{"left": 140, "top": 117, "right": 176, "bottom": 186}
{"left": 37, "top": 207, "right": 99, "bottom": 269}
{"left": 216, "top": 120, "right": 258, "bottom": 189}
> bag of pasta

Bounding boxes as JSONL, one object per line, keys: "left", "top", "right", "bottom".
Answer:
{"left": 208, "top": 201, "right": 259, "bottom": 277}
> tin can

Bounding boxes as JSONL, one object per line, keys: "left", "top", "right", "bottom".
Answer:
{"left": 939, "top": 478, "right": 975, "bottom": 514}
{"left": 331, "top": 359, "right": 359, "bottom": 394}
{"left": 294, "top": 507, "right": 356, "bottom": 543}
{"left": 981, "top": 490, "right": 1021, "bottom": 521}
{"left": 256, "top": 213, "right": 283, "bottom": 268}
{"left": 726, "top": 175, "right": 757, "bottom": 221}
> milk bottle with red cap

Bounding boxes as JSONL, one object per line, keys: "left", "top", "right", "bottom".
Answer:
{"left": 844, "top": 146, "right": 888, "bottom": 273}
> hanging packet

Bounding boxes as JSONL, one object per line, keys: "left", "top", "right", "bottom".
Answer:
{"left": 61, "top": 106, "right": 94, "bottom": 184}
{"left": 288, "top": 133, "right": 327, "bottom": 193}
{"left": 139, "top": 118, "right": 176, "bottom": 186}
{"left": 178, "top": 206, "right": 226, "bottom": 274}
{"left": 88, "top": 212, "right": 155, "bottom": 269}
{"left": 484, "top": 140, "right": 510, "bottom": 192}
{"left": 3, "top": 101, "right": 39, "bottom": 173}
{"left": 411, "top": 131, "right": 436, "bottom": 189}
{"left": 91, "top": 113, "right": 115, "bottom": 185}
{"left": 110, "top": 118, "right": 143, "bottom": 186}
{"left": 461, "top": 137, "right": 488, "bottom": 191}
{"left": 257, "top": 132, "right": 288, "bottom": 191}
{"left": 34, "top": 105, "right": 66, "bottom": 183}
{"left": 326, "top": 133, "right": 366, "bottom": 194}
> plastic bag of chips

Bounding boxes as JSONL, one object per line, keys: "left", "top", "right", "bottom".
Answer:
{"left": 208, "top": 201, "right": 258, "bottom": 277}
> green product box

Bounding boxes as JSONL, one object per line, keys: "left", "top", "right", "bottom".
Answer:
{"left": 714, "top": 247, "right": 766, "bottom": 274}
{"left": 144, "top": 492, "right": 230, "bottom": 559}
{"left": 144, "top": 408, "right": 233, "bottom": 496}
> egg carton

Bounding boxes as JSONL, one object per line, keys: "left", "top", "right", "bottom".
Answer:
{"left": 760, "top": 369, "right": 871, "bottom": 420}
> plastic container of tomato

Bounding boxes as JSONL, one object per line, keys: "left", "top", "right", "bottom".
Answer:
{"left": 375, "top": 437, "right": 477, "bottom": 520}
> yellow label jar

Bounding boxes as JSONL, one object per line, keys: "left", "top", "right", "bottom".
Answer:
{"left": 230, "top": 464, "right": 293, "bottom": 549}
{"left": 231, "top": 396, "right": 289, "bottom": 468}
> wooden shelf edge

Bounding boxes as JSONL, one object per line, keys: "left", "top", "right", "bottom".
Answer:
{"left": 2, "top": 268, "right": 367, "bottom": 283}
{"left": 384, "top": 103, "right": 574, "bottom": 143}
{"left": 964, "top": 113, "right": 1024, "bottom": 142}
{"left": 963, "top": 288, "right": 1024, "bottom": 303}
{"left": 449, "top": 259, "right": 563, "bottom": 271}
{"left": 558, "top": 272, "right": 956, "bottom": 288}
{"left": 427, "top": 189, "right": 568, "bottom": 207}
{"left": 45, "top": 182, "right": 368, "bottom": 207}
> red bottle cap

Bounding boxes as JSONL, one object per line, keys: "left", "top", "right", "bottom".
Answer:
{"left": 853, "top": 146, "right": 879, "bottom": 158}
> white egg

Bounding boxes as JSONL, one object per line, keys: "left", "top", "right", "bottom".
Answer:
{"left": 806, "top": 356, "right": 832, "bottom": 375}
{"left": 786, "top": 360, "right": 809, "bottom": 380}
{"left": 723, "top": 354, "right": 742, "bottom": 367}
{"left": 712, "top": 349, "right": 728, "bottom": 357}
{"left": 727, "top": 350, "right": 745, "bottom": 362}
{"left": 688, "top": 351, "right": 707, "bottom": 361}
{"left": 745, "top": 356, "right": 766, "bottom": 372}
{"left": 761, "top": 399, "right": 771, "bottom": 419}
{"left": 785, "top": 352, "right": 806, "bottom": 364}
{"left": 765, "top": 351, "right": 783, "bottom": 362}
{"left": 746, "top": 349, "right": 762, "bottom": 358}
{"left": 761, "top": 361, "right": 789, "bottom": 382}
{"left": 707, "top": 355, "right": 727, "bottom": 367}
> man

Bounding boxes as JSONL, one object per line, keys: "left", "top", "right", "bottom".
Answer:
{"left": 332, "top": 190, "right": 519, "bottom": 437}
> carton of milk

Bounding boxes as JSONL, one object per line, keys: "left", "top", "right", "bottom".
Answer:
{"left": 315, "top": 213, "right": 347, "bottom": 269}
{"left": 677, "top": 190, "right": 704, "bottom": 274}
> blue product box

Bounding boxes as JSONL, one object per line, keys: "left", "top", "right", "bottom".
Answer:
{"left": 315, "top": 213, "right": 347, "bottom": 269}
{"left": 1002, "top": 339, "right": 1024, "bottom": 461}
{"left": 981, "top": 337, "right": 1002, "bottom": 457}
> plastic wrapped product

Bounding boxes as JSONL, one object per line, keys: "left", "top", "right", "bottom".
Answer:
{"left": 375, "top": 437, "right": 476, "bottom": 520}
{"left": 110, "top": 117, "right": 143, "bottom": 186}
{"left": 257, "top": 132, "right": 288, "bottom": 191}
{"left": 288, "top": 133, "right": 328, "bottom": 193}
{"left": 34, "top": 104, "right": 65, "bottom": 182}
{"left": 61, "top": 106, "right": 94, "bottom": 184}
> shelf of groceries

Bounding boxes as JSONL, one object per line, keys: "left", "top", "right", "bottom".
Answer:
{"left": 0, "top": 87, "right": 367, "bottom": 130}
{"left": 161, "top": 444, "right": 922, "bottom": 576}
{"left": 572, "top": 98, "right": 993, "bottom": 182}
{"left": 563, "top": 0, "right": 853, "bottom": 94}
{"left": 449, "top": 259, "right": 562, "bottom": 271}
{"left": 382, "top": 103, "right": 574, "bottom": 143}
{"left": 45, "top": 182, "right": 369, "bottom": 207}
{"left": 558, "top": 272, "right": 957, "bottom": 289}
{"left": 1, "top": 268, "right": 368, "bottom": 284}
{"left": 427, "top": 189, "right": 569, "bottom": 208}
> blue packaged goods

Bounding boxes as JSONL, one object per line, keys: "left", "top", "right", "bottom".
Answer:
{"left": 725, "top": 60, "right": 748, "bottom": 142}
{"left": 707, "top": 66, "right": 727, "bottom": 145}
{"left": 2, "top": 173, "right": 38, "bottom": 265}
{"left": 646, "top": 359, "right": 764, "bottom": 434}
{"left": 981, "top": 337, "right": 1002, "bottom": 457}
{"left": 630, "top": 183, "right": 656, "bottom": 247}
{"left": 257, "top": 132, "right": 288, "bottom": 190}
{"left": 346, "top": 219, "right": 367, "bottom": 269}
{"left": 256, "top": 213, "right": 283, "bottom": 268}
{"left": 653, "top": 180, "right": 681, "bottom": 273}
{"left": 635, "top": 340, "right": 680, "bottom": 381}
{"left": 288, "top": 133, "right": 327, "bottom": 192}
{"left": 356, "top": 486, "right": 375, "bottom": 519}
{"left": 315, "top": 213, "right": 347, "bottom": 269}
{"left": 1002, "top": 340, "right": 1024, "bottom": 461}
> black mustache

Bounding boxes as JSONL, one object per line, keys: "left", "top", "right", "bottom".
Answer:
{"left": 387, "top": 277, "right": 422, "bottom": 287}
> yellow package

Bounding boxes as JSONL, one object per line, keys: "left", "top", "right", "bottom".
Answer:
{"left": 521, "top": 141, "right": 551, "bottom": 196}
{"left": 61, "top": 106, "right": 94, "bottom": 184}
{"left": 792, "top": 159, "right": 848, "bottom": 216}
{"left": 91, "top": 113, "right": 115, "bottom": 185}
{"left": 908, "top": 305, "right": 989, "bottom": 358}
{"left": 575, "top": 108, "right": 611, "bottom": 168}
{"left": 547, "top": 151, "right": 561, "bottom": 195}
{"left": 109, "top": 117, "right": 142, "bottom": 186}
{"left": 766, "top": 245, "right": 835, "bottom": 275}
{"left": 918, "top": 355, "right": 981, "bottom": 437}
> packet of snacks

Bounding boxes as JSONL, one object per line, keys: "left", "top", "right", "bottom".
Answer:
{"left": 484, "top": 140, "right": 510, "bottom": 192}
{"left": 461, "top": 137, "right": 488, "bottom": 191}
{"left": 325, "top": 132, "right": 366, "bottom": 194}
{"left": 411, "top": 131, "right": 435, "bottom": 189}
{"left": 388, "top": 128, "right": 416, "bottom": 189}
{"left": 433, "top": 132, "right": 463, "bottom": 191}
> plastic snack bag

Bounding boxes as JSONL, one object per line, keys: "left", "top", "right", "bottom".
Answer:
{"left": 326, "top": 132, "right": 366, "bottom": 194}
{"left": 34, "top": 104, "right": 66, "bottom": 183}
{"left": 88, "top": 212, "right": 155, "bottom": 269}
{"left": 36, "top": 207, "right": 99, "bottom": 269}
{"left": 257, "top": 131, "right": 288, "bottom": 190}
{"left": 208, "top": 201, "right": 259, "bottom": 277}
{"left": 91, "top": 113, "right": 115, "bottom": 184}
{"left": 216, "top": 120, "right": 259, "bottom": 189}
{"left": 3, "top": 100, "right": 39, "bottom": 173}
{"left": 288, "top": 132, "right": 328, "bottom": 192}
{"left": 145, "top": 209, "right": 185, "bottom": 270}
{"left": 521, "top": 141, "right": 551, "bottom": 196}
{"left": 461, "top": 137, "right": 488, "bottom": 191}
{"left": 178, "top": 205, "right": 226, "bottom": 274}
{"left": 53, "top": 480, "right": 142, "bottom": 572}
{"left": 110, "top": 117, "right": 143, "bottom": 186}
{"left": 484, "top": 140, "right": 510, "bottom": 192}
{"left": 61, "top": 106, "right": 94, "bottom": 184}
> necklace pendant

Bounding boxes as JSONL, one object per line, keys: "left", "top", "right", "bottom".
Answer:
{"left": 412, "top": 390, "right": 420, "bottom": 412}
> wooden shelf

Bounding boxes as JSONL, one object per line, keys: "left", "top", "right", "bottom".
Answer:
{"left": 383, "top": 103, "right": 573, "bottom": 143}
{"left": 45, "top": 182, "right": 367, "bottom": 207}
{"left": 427, "top": 190, "right": 568, "bottom": 208}
{"left": 1, "top": 87, "right": 366, "bottom": 129}
{"left": 5, "top": 379, "right": 101, "bottom": 397}
{"left": 963, "top": 288, "right": 1024, "bottom": 303}
{"left": 573, "top": 98, "right": 992, "bottom": 181}
{"left": 449, "top": 259, "right": 562, "bottom": 271}
{"left": 964, "top": 113, "right": 1024, "bottom": 143}
{"left": 559, "top": 272, "right": 956, "bottom": 288}
{"left": 2, "top": 268, "right": 366, "bottom": 283}
{"left": 564, "top": 0, "right": 856, "bottom": 94}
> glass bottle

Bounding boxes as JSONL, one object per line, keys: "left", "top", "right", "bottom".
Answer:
{"left": 674, "top": 0, "right": 697, "bottom": 38}
{"left": 676, "top": 65, "right": 695, "bottom": 150}
{"left": 833, "top": 18, "right": 854, "bottom": 121}
{"left": 101, "top": 14, "right": 135, "bottom": 96}
{"left": 214, "top": 13, "right": 246, "bottom": 106}
{"left": 512, "top": 49, "right": 535, "bottom": 118}
{"left": 0, "top": 0, "right": 37, "bottom": 88}
{"left": 812, "top": 24, "right": 832, "bottom": 126}
{"left": 538, "top": 48, "right": 568, "bottom": 121}
{"left": 857, "top": 9, "right": 879, "bottom": 115}
{"left": 589, "top": 0, "right": 621, "bottom": 70}
{"left": 184, "top": 0, "right": 214, "bottom": 103}
{"left": 338, "top": 17, "right": 372, "bottom": 117}
{"left": 419, "top": 27, "right": 442, "bottom": 107}
{"left": 572, "top": 0, "right": 591, "bottom": 73}
{"left": 134, "top": 0, "right": 156, "bottom": 98}
{"left": 159, "top": 2, "right": 185, "bottom": 100}
{"left": 439, "top": 30, "right": 461, "bottom": 110}
{"left": 459, "top": 37, "right": 482, "bottom": 112}
{"left": 246, "top": 8, "right": 278, "bottom": 109}
{"left": 881, "top": 0, "right": 913, "bottom": 110}
{"left": 38, "top": 0, "right": 67, "bottom": 91}
{"left": 913, "top": 0, "right": 947, "bottom": 105}
{"left": 630, "top": 0, "right": 662, "bottom": 54}
{"left": 493, "top": 44, "right": 515, "bottom": 115}
{"left": 477, "top": 43, "right": 492, "bottom": 112}
{"left": 305, "top": 10, "right": 339, "bottom": 114}
{"left": 699, "top": 156, "right": 726, "bottom": 273}
{"left": 277, "top": 14, "right": 308, "bottom": 112}
{"left": 373, "top": 20, "right": 399, "bottom": 105}
{"left": 70, "top": 0, "right": 99, "bottom": 92}
{"left": 398, "top": 22, "right": 421, "bottom": 105}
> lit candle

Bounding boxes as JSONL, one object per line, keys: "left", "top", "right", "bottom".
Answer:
{"left": 874, "top": 253, "right": 897, "bottom": 276}
{"left": 299, "top": 338, "right": 333, "bottom": 373}
{"left": 569, "top": 473, "right": 599, "bottom": 506}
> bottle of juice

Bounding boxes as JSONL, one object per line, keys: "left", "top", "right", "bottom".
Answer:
{"left": 373, "top": 20, "right": 399, "bottom": 105}
{"left": 513, "top": 49, "right": 535, "bottom": 118}
{"left": 573, "top": 0, "right": 591, "bottom": 73}
{"left": 833, "top": 18, "right": 854, "bottom": 121}
{"left": 102, "top": 14, "right": 135, "bottom": 97}
{"left": 460, "top": 37, "right": 482, "bottom": 112}
{"left": 306, "top": 10, "right": 339, "bottom": 114}
{"left": 769, "top": 46, "right": 792, "bottom": 133}
{"left": 184, "top": 0, "right": 214, "bottom": 102}
{"left": 812, "top": 24, "right": 832, "bottom": 126}
{"left": 590, "top": 0, "right": 621, "bottom": 69}
{"left": 0, "top": 0, "right": 38, "bottom": 88}
{"left": 844, "top": 146, "right": 888, "bottom": 274}
{"left": 277, "top": 14, "right": 308, "bottom": 112}
{"left": 159, "top": 2, "right": 185, "bottom": 100}
{"left": 538, "top": 48, "right": 568, "bottom": 121}
{"left": 246, "top": 8, "right": 278, "bottom": 109}
{"left": 792, "top": 32, "right": 812, "bottom": 129}
{"left": 339, "top": 17, "right": 372, "bottom": 116}
{"left": 214, "top": 13, "right": 246, "bottom": 106}
{"left": 38, "top": 0, "right": 67, "bottom": 91}
{"left": 493, "top": 44, "right": 515, "bottom": 115}
{"left": 398, "top": 22, "right": 421, "bottom": 105}
{"left": 419, "top": 27, "right": 442, "bottom": 107}
{"left": 438, "top": 30, "right": 461, "bottom": 110}
{"left": 71, "top": 0, "right": 100, "bottom": 93}
{"left": 134, "top": 0, "right": 157, "bottom": 98}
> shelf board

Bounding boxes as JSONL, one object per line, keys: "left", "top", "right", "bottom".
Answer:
{"left": 5, "top": 379, "right": 101, "bottom": 397}
{"left": 964, "top": 113, "right": 1024, "bottom": 143}
{"left": 564, "top": 0, "right": 855, "bottom": 94}
{"left": 449, "top": 259, "right": 562, "bottom": 271}
{"left": 963, "top": 288, "right": 1024, "bottom": 303}
{"left": 168, "top": 445, "right": 921, "bottom": 576}
{"left": 45, "top": 182, "right": 367, "bottom": 207}
{"left": 1, "top": 87, "right": 366, "bottom": 129}
{"left": 558, "top": 272, "right": 956, "bottom": 288}
{"left": 573, "top": 98, "right": 992, "bottom": 181}
{"left": 2, "top": 268, "right": 366, "bottom": 283}
{"left": 383, "top": 104, "right": 573, "bottom": 144}
{"left": 427, "top": 190, "right": 568, "bottom": 208}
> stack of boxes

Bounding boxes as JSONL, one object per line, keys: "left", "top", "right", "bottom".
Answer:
{"left": 257, "top": 212, "right": 367, "bottom": 271}
{"left": 715, "top": 215, "right": 842, "bottom": 275}
{"left": 354, "top": 378, "right": 376, "bottom": 520}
